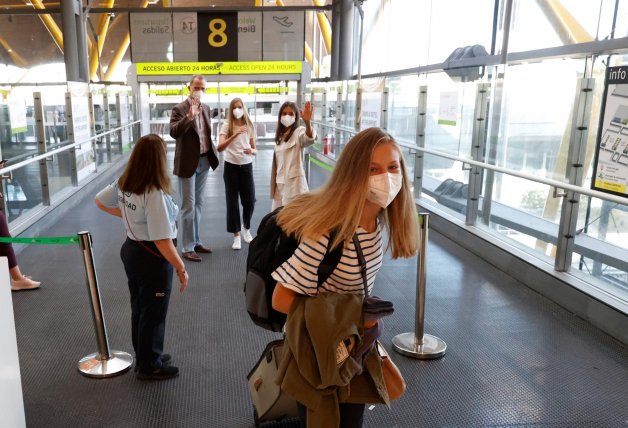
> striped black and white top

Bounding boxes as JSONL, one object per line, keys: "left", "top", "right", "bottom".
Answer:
{"left": 271, "top": 226, "right": 383, "bottom": 296}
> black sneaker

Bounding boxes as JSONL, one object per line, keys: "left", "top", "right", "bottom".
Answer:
{"left": 134, "top": 354, "right": 172, "bottom": 372}
{"left": 137, "top": 365, "right": 179, "bottom": 380}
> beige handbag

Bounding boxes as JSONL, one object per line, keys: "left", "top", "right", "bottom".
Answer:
{"left": 377, "top": 341, "right": 406, "bottom": 401}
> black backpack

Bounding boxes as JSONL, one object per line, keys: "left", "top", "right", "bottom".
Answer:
{"left": 244, "top": 207, "right": 343, "bottom": 332}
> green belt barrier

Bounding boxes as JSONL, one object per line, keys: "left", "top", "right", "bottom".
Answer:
{"left": 309, "top": 156, "right": 334, "bottom": 172}
{"left": 0, "top": 236, "right": 80, "bottom": 245}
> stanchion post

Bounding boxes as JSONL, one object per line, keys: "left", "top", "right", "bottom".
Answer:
{"left": 392, "top": 213, "right": 447, "bottom": 359}
{"left": 77, "top": 231, "right": 133, "bottom": 378}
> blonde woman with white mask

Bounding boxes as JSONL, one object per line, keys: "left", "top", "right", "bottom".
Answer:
{"left": 270, "top": 100, "right": 316, "bottom": 210}
{"left": 218, "top": 98, "right": 257, "bottom": 250}
{"left": 271, "top": 127, "right": 419, "bottom": 427}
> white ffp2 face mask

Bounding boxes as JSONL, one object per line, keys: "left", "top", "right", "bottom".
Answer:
{"left": 233, "top": 108, "right": 244, "bottom": 119}
{"left": 367, "top": 172, "right": 403, "bottom": 208}
{"left": 190, "top": 90, "right": 203, "bottom": 101}
{"left": 280, "top": 114, "right": 296, "bottom": 127}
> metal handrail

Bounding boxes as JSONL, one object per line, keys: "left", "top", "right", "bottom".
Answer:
{"left": 309, "top": 120, "right": 628, "bottom": 207}
{"left": 0, "top": 120, "right": 140, "bottom": 175}
{"left": 311, "top": 120, "right": 358, "bottom": 135}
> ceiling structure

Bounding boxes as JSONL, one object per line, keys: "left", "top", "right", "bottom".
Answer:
{"left": 0, "top": 0, "right": 332, "bottom": 80}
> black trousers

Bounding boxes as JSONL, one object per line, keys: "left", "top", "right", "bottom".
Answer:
{"left": 297, "top": 402, "right": 365, "bottom": 428}
{"left": 120, "top": 238, "right": 173, "bottom": 371}
{"left": 223, "top": 161, "right": 255, "bottom": 233}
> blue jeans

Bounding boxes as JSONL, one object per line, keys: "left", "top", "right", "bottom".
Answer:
{"left": 178, "top": 155, "right": 210, "bottom": 252}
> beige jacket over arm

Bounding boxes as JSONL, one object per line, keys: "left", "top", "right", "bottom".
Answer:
{"left": 275, "top": 293, "right": 388, "bottom": 428}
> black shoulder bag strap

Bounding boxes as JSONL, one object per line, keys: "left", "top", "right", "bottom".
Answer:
{"left": 317, "top": 228, "right": 343, "bottom": 288}
{"left": 352, "top": 234, "right": 369, "bottom": 296}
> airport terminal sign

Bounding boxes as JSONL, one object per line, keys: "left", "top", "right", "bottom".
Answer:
{"left": 263, "top": 11, "right": 304, "bottom": 60}
{"left": 592, "top": 66, "right": 628, "bottom": 198}
{"left": 173, "top": 12, "right": 198, "bottom": 62}
{"left": 130, "top": 13, "right": 173, "bottom": 63}
{"left": 136, "top": 61, "right": 302, "bottom": 75}
{"left": 198, "top": 12, "right": 238, "bottom": 62}
{"left": 130, "top": 11, "right": 302, "bottom": 63}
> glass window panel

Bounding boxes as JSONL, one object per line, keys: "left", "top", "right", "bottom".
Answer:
{"left": 341, "top": 80, "right": 358, "bottom": 128}
{"left": 4, "top": 163, "right": 43, "bottom": 224}
{"left": 423, "top": 72, "right": 477, "bottom": 160}
{"left": 387, "top": 75, "right": 419, "bottom": 144}
{"left": 361, "top": 0, "right": 430, "bottom": 74}
{"left": 616, "top": 2, "right": 628, "bottom": 38}
{"left": 572, "top": 196, "right": 628, "bottom": 307}
{"left": 479, "top": 172, "right": 559, "bottom": 263}
{"left": 493, "top": 59, "right": 586, "bottom": 181}
{"left": 509, "top": 1, "right": 607, "bottom": 52}
{"left": 425, "top": 0, "right": 495, "bottom": 64}
{"left": 37, "top": 86, "right": 72, "bottom": 200}
{"left": 0, "top": 86, "right": 43, "bottom": 223}
{"left": 421, "top": 153, "right": 468, "bottom": 222}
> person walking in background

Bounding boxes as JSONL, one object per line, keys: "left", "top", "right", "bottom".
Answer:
{"left": 0, "top": 211, "right": 41, "bottom": 292}
{"left": 95, "top": 134, "right": 188, "bottom": 381}
{"left": 217, "top": 98, "right": 257, "bottom": 250}
{"left": 270, "top": 101, "right": 316, "bottom": 210}
{"left": 170, "top": 74, "right": 219, "bottom": 263}
{"left": 271, "top": 128, "right": 419, "bottom": 427}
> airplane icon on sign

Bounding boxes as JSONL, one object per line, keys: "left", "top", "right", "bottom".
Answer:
{"left": 273, "top": 16, "right": 293, "bottom": 27}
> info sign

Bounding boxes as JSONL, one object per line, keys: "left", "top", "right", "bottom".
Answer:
{"left": 591, "top": 66, "right": 628, "bottom": 198}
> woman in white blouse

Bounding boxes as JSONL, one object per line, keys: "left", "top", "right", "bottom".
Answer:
{"left": 270, "top": 101, "right": 316, "bottom": 210}
{"left": 218, "top": 98, "right": 257, "bottom": 250}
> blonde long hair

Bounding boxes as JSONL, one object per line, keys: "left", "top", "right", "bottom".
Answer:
{"left": 226, "top": 97, "right": 254, "bottom": 138}
{"left": 277, "top": 127, "right": 419, "bottom": 259}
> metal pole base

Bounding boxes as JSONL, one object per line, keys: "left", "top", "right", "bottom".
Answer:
{"left": 78, "top": 350, "right": 134, "bottom": 378}
{"left": 392, "top": 332, "right": 447, "bottom": 360}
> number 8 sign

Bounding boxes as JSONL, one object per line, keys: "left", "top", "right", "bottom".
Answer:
{"left": 198, "top": 12, "right": 238, "bottom": 61}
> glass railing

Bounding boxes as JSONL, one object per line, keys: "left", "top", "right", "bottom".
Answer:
{"left": 0, "top": 83, "right": 138, "bottom": 227}
{"left": 0, "top": 120, "right": 139, "bottom": 227}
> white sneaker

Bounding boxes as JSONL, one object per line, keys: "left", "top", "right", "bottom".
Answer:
{"left": 242, "top": 228, "right": 253, "bottom": 243}
{"left": 232, "top": 235, "right": 241, "bottom": 250}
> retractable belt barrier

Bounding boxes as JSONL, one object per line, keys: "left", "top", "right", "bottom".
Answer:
{"left": 2, "top": 231, "right": 133, "bottom": 378}
{"left": 392, "top": 213, "right": 447, "bottom": 359}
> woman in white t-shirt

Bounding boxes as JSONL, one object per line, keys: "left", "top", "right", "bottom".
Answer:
{"left": 218, "top": 98, "right": 257, "bottom": 250}
{"left": 271, "top": 127, "right": 420, "bottom": 427}
{"left": 95, "top": 134, "right": 188, "bottom": 381}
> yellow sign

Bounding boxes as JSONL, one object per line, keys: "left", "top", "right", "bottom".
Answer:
{"left": 136, "top": 61, "right": 302, "bottom": 75}
{"left": 147, "top": 87, "right": 288, "bottom": 96}
{"left": 594, "top": 179, "right": 627, "bottom": 194}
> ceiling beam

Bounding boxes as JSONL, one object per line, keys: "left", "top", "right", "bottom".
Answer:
{"left": 0, "top": 34, "right": 28, "bottom": 68}
{"left": 28, "top": 0, "right": 64, "bottom": 52}
{"left": 88, "top": 0, "right": 116, "bottom": 80}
